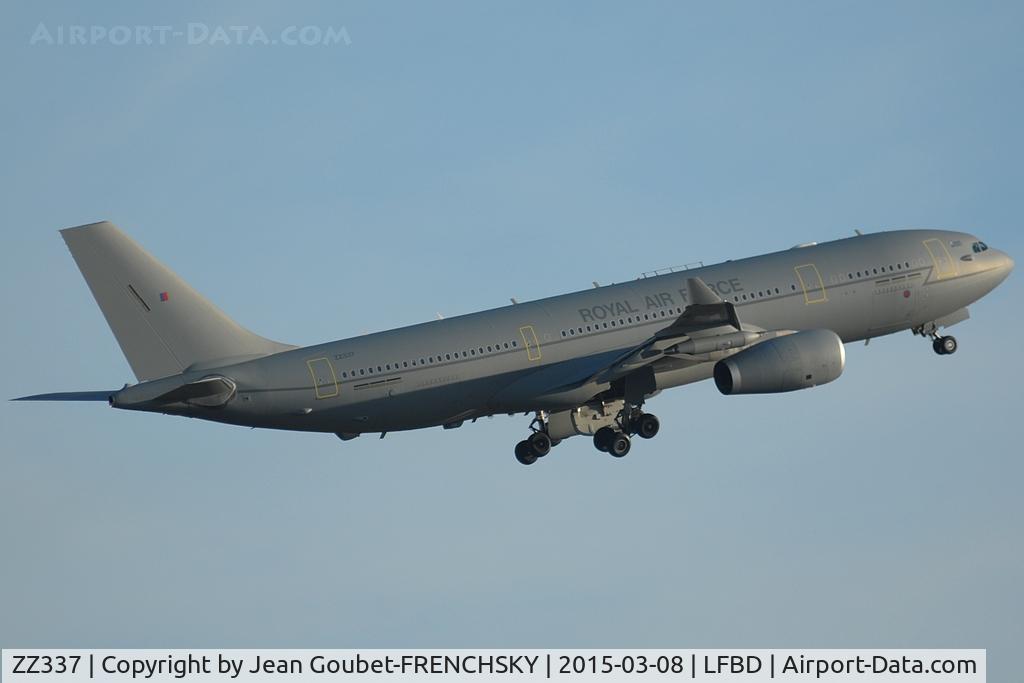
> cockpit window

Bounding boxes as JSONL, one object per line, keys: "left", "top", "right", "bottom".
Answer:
{"left": 972, "top": 241, "right": 989, "bottom": 253}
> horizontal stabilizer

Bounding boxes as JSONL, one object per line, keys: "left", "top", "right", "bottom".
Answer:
{"left": 151, "top": 376, "right": 236, "bottom": 406}
{"left": 12, "top": 391, "right": 115, "bottom": 402}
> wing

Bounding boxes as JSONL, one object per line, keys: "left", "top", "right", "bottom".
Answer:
{"left": 587, "top": 277, "right": 761, "bottom": 384}
{"left": 492, "top": 278, "right": 775, "bottom": 409}
{"left": 491, "top": 278, "right": 778, "bottom": 411}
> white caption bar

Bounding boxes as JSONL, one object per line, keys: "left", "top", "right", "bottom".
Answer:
{"left": 1, "top": 650, "right": 985, "bottom": 682}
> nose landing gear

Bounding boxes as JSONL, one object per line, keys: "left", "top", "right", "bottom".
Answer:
{"left": 933, "top": 335, "right": 958, "bottom": 355}
{"left": 913, "top": 322, "right": 959, "bottom": 357}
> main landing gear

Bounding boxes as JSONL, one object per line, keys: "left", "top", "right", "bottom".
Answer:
{"left": 592, "top": 410, "right": 660, "bottom": 459}
{"left": 512, "top": 406, "right": 660, "bottom": 465}
{"left": 514, "top": 431, "right": 553, "bottom": 465}
{"left": 514, "top": 413, "right": 562, "bottom": 465}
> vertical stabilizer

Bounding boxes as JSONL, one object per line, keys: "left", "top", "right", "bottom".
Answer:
{"left": 60, "top": 221, "right": 295, "bottom": 381}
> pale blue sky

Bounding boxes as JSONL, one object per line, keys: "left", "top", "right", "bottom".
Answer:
{"left": 1, "top": 0, "right": 1022, "bottom": 677}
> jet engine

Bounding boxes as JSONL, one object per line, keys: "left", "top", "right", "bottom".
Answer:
{"left": 713, "top": 329, "right": 845, "bottom": 395}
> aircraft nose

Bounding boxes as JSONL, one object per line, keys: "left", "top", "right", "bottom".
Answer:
{"left": 991, "top": 249, "right": 1015, "bottom": 283}
{"left": 998, "top": 249, "right": 1015, "bottom": 275}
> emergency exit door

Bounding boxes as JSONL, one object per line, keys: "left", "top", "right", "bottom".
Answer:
{"left": 519, "top": 325, "right": 542, "bottom": 361}
{"left": 794, "top": 264, "right": 828, "bottom": 304}
{"left": 306, "top": 357, "right": 339, "bottom": 399}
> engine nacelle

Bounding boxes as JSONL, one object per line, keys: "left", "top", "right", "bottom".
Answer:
{"left": 713, "top": 329, "right": 845, "bottom": 395}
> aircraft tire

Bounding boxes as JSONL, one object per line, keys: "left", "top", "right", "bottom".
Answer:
{"left": 636, "top": 413, "right": 660, "bottom": 439}
{"left": 515, "top": 440, "right": 537, "bottom": 465}
{"left": 609, "top": 432, "right": 631, "bottom": 458}
{"left": 528, "top": 431, "right": 552, "bottom": 457}
{"left": 940, "top": 335, "right": 958, "bottom": 355}
{"left": 593, "top": 426, "right": 615, "bottom": 452}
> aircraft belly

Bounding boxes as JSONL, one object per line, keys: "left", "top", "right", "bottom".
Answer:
{"left": 653, "top": 361, "right": 715, "bottom": 391}
{"left": 316, "top": 371, "right": 525, "bottom": 433}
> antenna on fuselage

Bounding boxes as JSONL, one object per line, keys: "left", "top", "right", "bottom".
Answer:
{"left": 854, "top": 229, "right": 864, "bottom": 236}
{"left": 592, "top": 281, "right": 600, "bottom": 288}
{"left": 510, "top": 298, "right": 518, "bottom": 305}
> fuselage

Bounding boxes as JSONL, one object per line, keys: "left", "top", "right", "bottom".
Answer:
{"left": 127, "top": 229, "right": 1014, "bottom": 435}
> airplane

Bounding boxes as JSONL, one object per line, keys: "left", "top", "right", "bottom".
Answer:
{"left": 13, "top": 221, "right": 1014, "bottom": 465}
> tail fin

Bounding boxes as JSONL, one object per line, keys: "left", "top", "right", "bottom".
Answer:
{"left": 60, "top": 221, "right": 295, "bottom": 381}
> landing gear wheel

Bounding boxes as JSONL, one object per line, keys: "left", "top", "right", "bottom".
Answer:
{"left": 528, "top": 431, "right": 552, "bottom": 457}
{"left": 608, "top": 432, "right": 631, "bottom": 458}
{"left": 593, "top": 426, "right": 616, "bottom": 452}
{"left": 940, "top": 335, "right": 958, "bottom": 355}
{"left": 515, "top": 440, "right": 537, "bottom": 465}
{"left": 636, "top": 413, "right": 660, "bottom": 439}
{"left": 932, "top": 338, "right": 944, "bottom": 355}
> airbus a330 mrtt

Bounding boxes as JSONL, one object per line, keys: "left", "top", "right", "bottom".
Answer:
{"left": 14, "top": 222, "right": 1014, "bottom": 464}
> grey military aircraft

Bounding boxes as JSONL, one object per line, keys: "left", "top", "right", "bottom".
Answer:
{"left": 14, "top": 221, "right": 1014, "bottom": 464}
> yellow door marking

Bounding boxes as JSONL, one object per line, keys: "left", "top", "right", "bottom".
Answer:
{"left": 922, "top": 238, "right": 957, "bottom": 279}
{"left": 794, "top": 263, "right": 828, "bottom": 304}
{"left": 306, "top": 357, "right": 339, "bottom": 399}
{"left": 519, "top": 325, "right": 542, "bottom": 361}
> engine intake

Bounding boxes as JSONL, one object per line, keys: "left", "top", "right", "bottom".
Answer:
{"left": 713, "top": 329, "right": 845, "bottom": 395}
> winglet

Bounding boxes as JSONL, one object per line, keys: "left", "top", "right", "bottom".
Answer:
{"left": 686, "top": 277, "right": 724, "bottom": 305}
